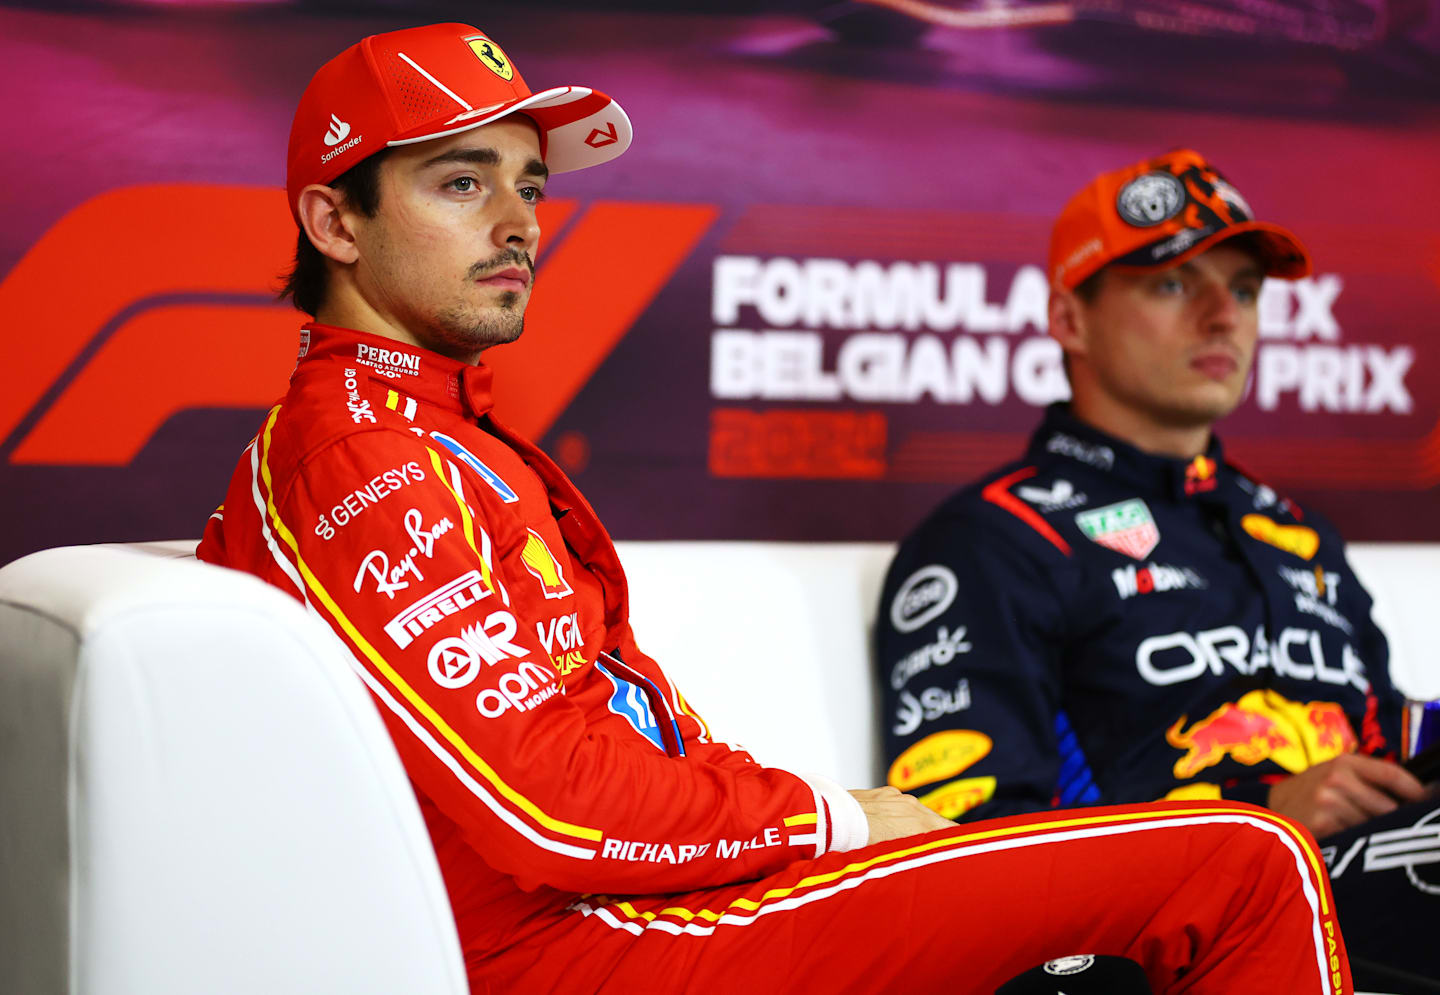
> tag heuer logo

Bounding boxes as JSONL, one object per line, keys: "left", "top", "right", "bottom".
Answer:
{"left": 1076, "top": 499, "right": 1159, "bottom": 559}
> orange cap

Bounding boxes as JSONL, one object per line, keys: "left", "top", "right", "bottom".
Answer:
{"left": 1048, "top": 149, "right": 1310, "bottom": 290}
{"left": 286, "top": 23, "right": 631, "bottom": 222}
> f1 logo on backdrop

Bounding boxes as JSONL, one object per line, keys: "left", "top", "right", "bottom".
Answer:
{"left": 0, "top": 184, "right": 718, "bottom": 465}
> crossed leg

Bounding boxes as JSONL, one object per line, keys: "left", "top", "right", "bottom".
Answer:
{"left": 479, "top": 802, "right": 1349, "bottom": 994}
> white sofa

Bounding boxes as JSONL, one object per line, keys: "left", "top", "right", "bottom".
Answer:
{"left": 0, "top": 542, "right": 469, "bottom": 995}
{"left": 623, "top": 541, "right": 1440, "bottom": 788}
{"left": 0, "top": 539, "right": 1434, "bottom": 993}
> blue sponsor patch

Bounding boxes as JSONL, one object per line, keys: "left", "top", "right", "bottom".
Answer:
{"left": 430, "top": 431, "right": 518, "bottom": 503}
{"left": 595, "top": 660, "right": 666, "bottom": 753}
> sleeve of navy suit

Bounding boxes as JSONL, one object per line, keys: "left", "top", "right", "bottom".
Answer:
{"left": 876, "top": 494, "right": 1082, "bottom": 822}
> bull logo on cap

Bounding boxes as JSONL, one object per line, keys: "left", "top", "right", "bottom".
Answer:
{"left": 1116, "top": 171, "right": 1185, "bottom": 228}
{"left": 468, "top": 36, "right": 515, "bottom": 82}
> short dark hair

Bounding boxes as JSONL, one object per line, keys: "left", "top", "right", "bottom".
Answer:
{"left": 279, "top": 150, "right": 390, "bottom": 317}
{"left": 1072, "top": 266, "right": 1105, "bottom": 303}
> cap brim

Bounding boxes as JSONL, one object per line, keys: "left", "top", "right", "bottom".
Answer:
{"left": 386, "top": 85, "right": 632, "bottom": 173}
{"left": 1112, "top": 220, "right": 1312, "bottom": 281}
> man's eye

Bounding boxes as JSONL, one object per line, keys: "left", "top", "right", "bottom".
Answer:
{"left": 1233, "top": 284, "right": 1260, "bottom": 304}
{"left": 1155, "top": 277, "right": 1186, "bottom": 295}
{"left": 448, "top": 177, "right": 476, "bottom": 193}
{"left": 519, "top": 185, "right": 547, "bottom": 204}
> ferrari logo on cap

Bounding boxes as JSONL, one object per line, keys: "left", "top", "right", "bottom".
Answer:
{"left": 468, "top": 36, "right": 515, "bottom": 81}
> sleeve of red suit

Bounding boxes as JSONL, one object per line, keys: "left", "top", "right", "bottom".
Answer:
{"left": 274, "top": 430, "right": 869, "bottom": 895}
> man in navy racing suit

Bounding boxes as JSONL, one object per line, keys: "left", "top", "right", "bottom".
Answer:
{"left": 877, "top": 149, "right": 1438, "bottom": 990}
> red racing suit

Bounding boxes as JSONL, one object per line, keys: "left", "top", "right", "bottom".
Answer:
{"left": 200, "top": 323, "right": 1351, "bottom": 993}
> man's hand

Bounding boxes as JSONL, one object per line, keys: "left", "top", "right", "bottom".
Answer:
{"left": 850, "top": 786, "right": 953, "bottom": 845}
{"left": 1267, "top": 754, "right": 1429, "bottom": 839}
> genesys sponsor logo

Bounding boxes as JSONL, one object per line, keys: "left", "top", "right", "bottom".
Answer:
{"left": 890, "top": 624, "right": 972, "bottom": 691}
{"left": 352, "top": 508, "right": 454, "bottom": 598}
{"left": 356, "top": 342, "right": 421, "bottom": 378}
{"left": 1135, "top": 624, "right": 1370, "bottom": 692}
{"left": 1278, "top": 565, "right": 1352, "bottom": 634}
{"left": 537, "top": 611, "right": 586, "bottom": 675}
{"left": 893, "top": 678, "right": 972, "bottom": 737}
{"left": 888, "top": 729, "right": 992, "bottom": 792}
{"left": 602, "top": 826, "right": 792, "bottom": 864}
{"left": 314, "top": 461, "right": 425, "bottom": 541}
{"left": 890, "top": 564, "right": 959, "bottom": 634}
{"left": 343, "top": 367, "right": 376, "bottom": 424}
{"left": 521, "top": 528, "right": 574, "bottom": 600}
{"left": 1111, "top": 562, "right": 1207, "bottom": 601}
{"left": 709, "top": 255, "right": 1411, "bottom": 416}
{"left": 1015, "top": 478, "right": 1087, "bottom": 512}
{"left": 384, "top": 569, "right": 497, "bottom": 649}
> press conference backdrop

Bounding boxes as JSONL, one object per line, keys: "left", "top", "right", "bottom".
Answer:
{"left": 3, "top": 0, "right": 1438, "bottom": 564}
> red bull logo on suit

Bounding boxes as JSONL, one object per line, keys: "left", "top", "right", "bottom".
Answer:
{"left": 1166, "top": 689, "right": 1357, "bottom": 779}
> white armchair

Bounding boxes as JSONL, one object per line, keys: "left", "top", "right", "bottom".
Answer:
{"left": 0, "top": 542, "right": 468, "bottom": 995}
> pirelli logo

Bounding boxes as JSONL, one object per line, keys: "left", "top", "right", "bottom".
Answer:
{"left": 384, "top": 570, "right": 494, "bottom": 648}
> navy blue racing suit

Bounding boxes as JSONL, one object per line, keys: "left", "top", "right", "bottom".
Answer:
{"left": 877, "top": 404, "right": 1440, "bottom": 987}
{"left": 877, "top": 404, "right": 1402, "bottom": 821}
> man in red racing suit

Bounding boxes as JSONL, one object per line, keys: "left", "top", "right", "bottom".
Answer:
{"left": 199, "top": 22, "right": 1353, "bottom": 994}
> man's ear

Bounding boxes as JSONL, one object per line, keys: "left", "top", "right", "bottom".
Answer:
{"left": 296, "top": 184, "right": 360, "bottom": 265}
{"left": 1048, "top": 285, "right": 1088, "bottom": 360}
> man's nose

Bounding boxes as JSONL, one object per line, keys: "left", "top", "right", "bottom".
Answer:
{"left": 492, "top": 192, "right": 540, "bottom": 251}
{"left": 1200, "top": 280, "right": 1241, "bottom": 333}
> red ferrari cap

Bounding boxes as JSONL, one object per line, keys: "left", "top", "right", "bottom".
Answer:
{"left": 1048, "top": 148, "right": 1311, "bottom": 291}
{"left": 286, "top": 23, "right": 632, "bottom": 221}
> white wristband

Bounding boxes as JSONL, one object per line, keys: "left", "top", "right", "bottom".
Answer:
{"left": 799, "top": 772, "right": 869, "bottom": 854}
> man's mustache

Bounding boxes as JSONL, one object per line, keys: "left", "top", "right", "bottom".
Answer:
{"left": 467, "top": 249, "right": 535, "bottom": 283}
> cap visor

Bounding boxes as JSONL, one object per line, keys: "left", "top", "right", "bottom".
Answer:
{"left": 1111, "top": 220, "right": 1312, "bottom": 281}
{"left": 386, "top": 85, "right": 632, "bottom": 173}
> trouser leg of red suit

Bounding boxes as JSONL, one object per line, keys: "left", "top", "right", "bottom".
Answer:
{"left": 475, "top": 802, "right": 1351, "bottom": 994}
